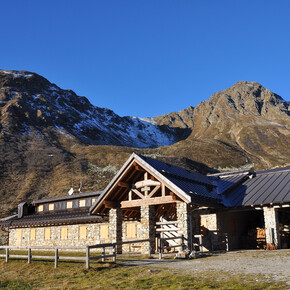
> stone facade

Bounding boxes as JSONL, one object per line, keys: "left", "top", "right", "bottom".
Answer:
{"left": 0, "top": 229, "right": 9, "bottom": 246}
{"left": 263, "top": 207, "right": 280, "bottom": 248}
{"left": 8, "top": 223, "right": 110, "bottom": 248}
{"left": 176, "top": 202, "right": 190, "bottom": 250}
{"left": 140, "top": 205, "right": 155, "bottom": 254}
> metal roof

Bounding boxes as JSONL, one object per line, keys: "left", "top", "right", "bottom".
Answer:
{"left": 224, "top": 167, "right": 290, "bottom": 206}
{"left": 32, "top": 191, "right": 102, "bottom": 204}
{"left": 0, "top": 209, "right": 105, "bottom": 228}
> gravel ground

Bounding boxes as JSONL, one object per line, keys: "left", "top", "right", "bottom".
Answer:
{"left": 120, "top": 249, "right": 290, "bottom": 286}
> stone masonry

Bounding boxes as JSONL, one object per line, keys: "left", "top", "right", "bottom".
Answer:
{"left": 176, "top": 201, "right": 191, "bottom": 251}
{"left": 109, "top": 208, "right": 122, "bottom": 253}
{"left": 140, "top": 205, "right": 155, "bottom": 254}
{"left": 8, "top": 223, "right": 110, "bottom": 248}
{"left": 263, "top": 207, "right": 281, "bottom": 248}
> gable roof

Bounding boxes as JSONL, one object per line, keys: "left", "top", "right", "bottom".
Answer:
{"left": 90, "top": 153, "right": 222, "bottom": 214}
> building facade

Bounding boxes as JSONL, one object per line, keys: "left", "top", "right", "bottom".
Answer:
{"left": 1, "top": 153, "right": 290, "bottom": 253}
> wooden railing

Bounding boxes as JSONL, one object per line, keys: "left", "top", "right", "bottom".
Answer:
{"left": 0, "top": 239, "right": 151, "bottom": 269}
{"left": 157, "top": 235, "right": 186, "bottom": 259}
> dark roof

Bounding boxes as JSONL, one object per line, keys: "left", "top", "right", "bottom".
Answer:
{"left": 1, "top": 209, "right": 105, "bottom": 228}
{"left": 225, "top": 167, "right": 290, "bottom": 206}
{"left": 32, "top": 191, "right": 102, "bottom": 204}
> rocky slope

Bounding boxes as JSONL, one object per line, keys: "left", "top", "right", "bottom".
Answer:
{"left": 0, "top": 70, "right": 289, "bottom": 216}
{"left": 0, "top": 70, "right": 189, "bottom": 148}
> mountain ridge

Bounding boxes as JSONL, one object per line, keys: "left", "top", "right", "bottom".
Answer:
{"left": 0, "top": 69, "right": 289, "bottom": 216}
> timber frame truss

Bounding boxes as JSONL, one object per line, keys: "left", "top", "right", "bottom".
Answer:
{"left": 91, "top": 155, "right": 189, "bottom": 218}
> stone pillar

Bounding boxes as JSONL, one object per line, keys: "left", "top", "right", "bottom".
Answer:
{"left": 109, "top": 208, "right": 122, "bottom": 253}
{"left": 176, "top": 202, "right": 190, "bottom": 251}
{"left": 0, "top": 229, "right": 9, "bottom": 246}
{"left": 263, "top": 207, "right": 280, "bottom": 249}
{"left": 140, "top": 205, "right": 155, "bottom": 254}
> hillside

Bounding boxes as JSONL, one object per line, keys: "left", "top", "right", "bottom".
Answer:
{"left": 0, "top": 70, "right": 289, "bottom": 216}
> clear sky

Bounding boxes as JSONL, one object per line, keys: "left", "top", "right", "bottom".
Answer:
{"left": 1, "top": 0, "right": 290, "bottom": 117}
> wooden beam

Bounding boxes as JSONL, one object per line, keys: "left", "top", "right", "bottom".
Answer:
{"left": 134, "top": 180, "right": 160, "bottom": 189}
{"left": 170, "top": 192, "right": 177, "bottom": 201}
{"left": 161, "top": 184, "right": 165, "bottom": 197}
{"left": 121, "top": 196, "right": 176, "bottom": 208}
{"left": 117, "top": 181, "right": 130, "bottom": 188}
{"left": 104, "top": 200, "right": 119, "bottom": 208}
{"left": 132, "top": 189, "right": 145, "bottom": 199}
{"left": 148, "top": 185, "right": 161, "bottom": 198}
{"left": 134, "top": 163, "right": 145, "bottom": 172}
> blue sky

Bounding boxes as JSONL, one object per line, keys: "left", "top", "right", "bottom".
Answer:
{"left": 1, "top": 0, "right": 290, "bottom": 117}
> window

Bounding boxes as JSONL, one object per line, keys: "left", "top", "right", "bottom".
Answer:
{"left": 67, "top": 201, "right": 73, "bottom": 209}
{"left": 79, "top": 226, "right": 87, "bottom": 240}
{"left": 44, "top": 228, "right": 51, "bottom": 240}
{"left": 100, "top": 225, "right": 109, "bottom": 240}
{"left": 30, "top": 228, "right": 36, "bottom": 240}
{"left": 92, "top": 198, "right": 96, "bottom": 204}
{"left": 126, "top": 223, "right": 137, "bottom": 239}
{"left": 48, "top": 203, "right": 54, "bottom": 211}
{"left": 16, "top": 229, "right": 22, "bottom": 246}
{"left": 38, "top": 205, "right": 44, "bottom": 212}
{"left": 61, "top": 227, "right": 68, "bottom": 240}
{"left": 79, "top": 199, "right": 86, "bottom": 207}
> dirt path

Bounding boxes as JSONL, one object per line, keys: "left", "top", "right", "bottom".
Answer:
{"left": 120, "top": 250, "right": 290, "bottom": 286}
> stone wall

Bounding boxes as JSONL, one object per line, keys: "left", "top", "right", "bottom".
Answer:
{"left": 9, "top": 222, "right": 110, "bottom": 248}
{"left": 0, "top": 229, "right": 9, "bottom": 246}
{"left": 263, "top": 207, "right": 280, "bottom": 248}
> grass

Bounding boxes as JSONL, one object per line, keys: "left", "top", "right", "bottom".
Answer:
{"left": 0, "top": 258, "right": 287, "bottom": 289}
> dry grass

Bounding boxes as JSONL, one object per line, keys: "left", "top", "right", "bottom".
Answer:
{"left": 0, "top": 258, "right": 287, "bottom": 289}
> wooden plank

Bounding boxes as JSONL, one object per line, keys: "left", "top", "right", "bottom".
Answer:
{"left": 156, "top": 221, "right": 178, "bottom": 225}
{"left": 134, "top": 180, "right": 160, "bottom": 189}
{"left": 161, "top": 184, "right": 166, "bottom": 196}
{"left": 117, "top": 181, "right": 130, "bottom": 188}
{"left": 170, "top": 192, "right": 177, "bottom": 201}
{"left": 104, "top": 200, "right": 119, "bottom": 208}
{"left": 148, "top": 185, "right": 161, "bottom": 198}
{"left": 121, "top": 196, "right": 176, "bottom": 208}
{"left": 132, "top": 189, "right": 145, "bottom": 199}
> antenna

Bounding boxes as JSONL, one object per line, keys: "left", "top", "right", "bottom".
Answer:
{"left": 78, "top": 180, "right": 82, "bottom": 193}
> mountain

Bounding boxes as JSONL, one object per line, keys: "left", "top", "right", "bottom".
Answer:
{"left": 153, "top": 81, "right": 290, "bottom": 169}
{"left": 0, "top": 70, "right": 189, "bottom": 148}
{"left": 0, "top": 70, "right": 289, "bottom": 216}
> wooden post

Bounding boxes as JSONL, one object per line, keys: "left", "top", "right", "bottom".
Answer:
{"left": 5, "top": 248, "right": 9, "bottom": 263}
{"left": 102, "top": 247, "right": 105, "bottom": 262}
{"left": 28, "top": 248, "right": 31, "bottom": 264}
{"left": 225, "top": 233, "right": 229, "bottom": 252}
{"left": 158, "top": 238, "right": 162, "bottom": 260}
{"left": 148, "top": 240, "right": 151, "bottom": 257}
{"left": 113, "top": 244, "right": 116, "bottom": 263}
{"left": 86, "top": 247, "right": 90, "bottom": 269}
{"left": 181, "top": 235, "right": 185, "bottom": 251}
{"left": 54, "top": 248, "right": 58, "bottom": 268}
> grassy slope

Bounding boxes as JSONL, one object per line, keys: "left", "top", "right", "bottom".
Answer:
{"left": 0, "top": 259, "right": 287, "bottom": 289}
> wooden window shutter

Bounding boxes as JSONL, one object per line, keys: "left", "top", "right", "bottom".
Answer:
{"left": 126, "top": 223, "right": 137, "bottom": 239}
{"left": 61, "top": 227, "right": 68, "bottom": 240}
{"left": 30, "top": 228, "right": 36, "bottom": 240}
{"left": 16, "top": 229, "right": 22, "bottom": 246}
{"left": 44, "top": 228, "right": 51, "bottom": 240}
{"left": 100, "top": 225, "right": 109, "bottom": 240}
{"left": 79, "top": 226, "right": 87, "bottom": 240}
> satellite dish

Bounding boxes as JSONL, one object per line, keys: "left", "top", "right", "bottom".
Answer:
{"left": 68, "top": 187, "right": 74, "bottom": 195}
